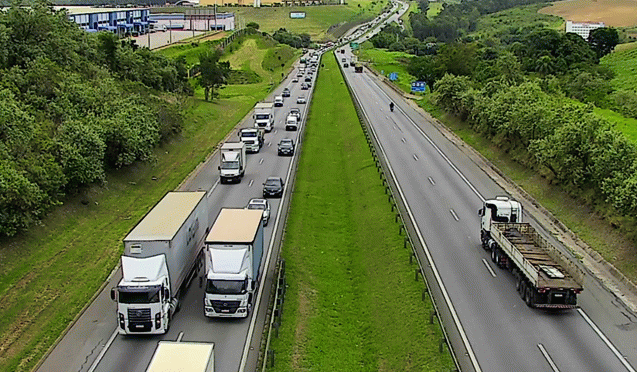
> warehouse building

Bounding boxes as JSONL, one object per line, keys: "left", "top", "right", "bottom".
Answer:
{"left": 62, "top": 6, "right": 150, "bottom": 35}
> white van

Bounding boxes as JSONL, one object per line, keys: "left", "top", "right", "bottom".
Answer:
{"left": 274, "top": 95, "right": 284, "bottom": 107}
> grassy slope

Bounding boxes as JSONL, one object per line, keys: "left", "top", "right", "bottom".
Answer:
{"left": 472, "top": 4, "right": 563, "bottom": 39}
{"left": 427, "top": 2, "right": 443, "bottom": 18}
{"left": 601, "top": 46, "right": 637, "bottom": 92}
{"left": 0, "top": 34, "right": 296, "bottom": 372}
{"left": 223, "top": 0, "right": 384, "bottom": 40}
{"left": 357, "top": 45, "right": 416, "bottom": 92}
{"left": 267, "top": 53, "right": 454, "bottom": 371}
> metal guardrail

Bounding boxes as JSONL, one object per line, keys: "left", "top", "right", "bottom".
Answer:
{"left": 257, "top": 53, "right": 322, "bottom": 371}
{"left": 337, "top": 54, "right": 464, "bottom": 372}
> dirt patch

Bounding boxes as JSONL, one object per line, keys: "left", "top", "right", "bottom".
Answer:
{"left": 539, "top": 0, "right": 637, "bottom": 27}
{"left": 291, "top": 283, "right": 314, "bottom": 370}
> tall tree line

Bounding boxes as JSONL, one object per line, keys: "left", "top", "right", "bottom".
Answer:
{"left": 0, "top": 1, "right": 191, "bottom": 236}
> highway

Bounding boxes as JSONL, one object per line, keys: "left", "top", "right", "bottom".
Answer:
{"left": 338, "top": 40, "right": 637, "bottom": 371}
{"left": 37, "top": 57, "right": 317, "bottom": 372}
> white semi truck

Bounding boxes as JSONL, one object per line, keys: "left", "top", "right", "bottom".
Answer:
{"left": 253, "top": 102, "right": 274, "bottom": 132}
{"left": 219, "top": 142, "right": 246, "bottom": 184}
{"left": 203, "top": 209, "right": 264, "bottom": 318}
{"left": 111, "top": 191, "right": 208, "bottom": 335}
{"left": 479, "top": 196, "right": 584, "bottom": 309}
{"left": 238, "top": 128, "right": 264, "bottom": 153}
{"left": 146, "top": 341, "right": 214, "bottom": 372}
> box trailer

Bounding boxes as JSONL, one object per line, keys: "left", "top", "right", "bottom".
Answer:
{"left": 111, "top": 191, "right": 208, "bottom": 334}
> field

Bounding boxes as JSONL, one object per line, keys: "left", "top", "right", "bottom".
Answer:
{"left": 221, "top": 0, "right": 387, "bottom": 40}
{"left": 0, "top": 33, "right": 296, "bottom": 372}
{"left": 427, "top": 1, "right": 443, "bottom": 18}
{"left": 266, "top": 53, "right": 454, "bottom": 371}
{"left": 601, "top": 46, "right": 637, "bottom": 92}
{"left": 473, "top": 4, "right": 563, "bottom": 39}
{"left": 357, "top": 44, "right": 416, "bottom": 92}
{"left": 539, "top": 0, "right": 637, "bottom": 27}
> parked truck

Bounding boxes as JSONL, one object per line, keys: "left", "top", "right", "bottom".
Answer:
{"left": 253, "top": 102, "right": 274, "bottom": 132}
{"left": 238, "top": 128, "right": 264, "bottom": 153}
{"left": 146, "top": 341, "right": 214, "bottom": 372}
{"left": 111, "top": 191, "right": 208, "bottom": 335}
{"left": 203, "top": 209, "right": 264, "bottom": 318}
{"left": 479, "top": 196, "right": 584, "bottom": 309}
{"left": 219, "top": 142, "right": 246, "bottom": 184}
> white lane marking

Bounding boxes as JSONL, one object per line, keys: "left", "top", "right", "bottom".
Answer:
{"left": 482, "top": 259, "right": 497, "bottom": 278}
{"left": 208, "top": 178, "right": 220, "bottom": 198}
{"left": 248, "top": 180, "right": 254, "bottom": 187}
{"left": 577, "top": 309, "right": 636, "bottom": 372}
{"left": 352, "top": 87, "right": 482, "bottom": 372}
{"left": 368, "top": 79, "right": 486, "bottom": 203}
{"left": 87, "top": 329, "right": 118, "bottom": 372}
{"left": 537, "top": 344, "right": 560, "bottom": 372}
{"left": 428, "top": 177, "right": 435, "bottom": 185}
{"left": 401, "top": 138, "right": 406, "bottom": 143}
{"left": 450, "top": 209, "right": 459, "bottom": 221}
{"left": 413, "top": 154, "right": 418, "bottom": 161}
{"left": 239, "top": 119, "right": 300, "bottom": 372}
{"left": 259, "top": 158, "right": 264, "bottom": 165}
{"left": 176, "top": 332, "right": 184, "bottom": 342}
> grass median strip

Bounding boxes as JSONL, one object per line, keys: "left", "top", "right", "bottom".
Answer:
{"left": 267, "top": 54, "right": 454, "bottom": 371}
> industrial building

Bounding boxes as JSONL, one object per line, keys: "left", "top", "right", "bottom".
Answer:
{"left": 62, "top": 6, "right": 150, "bottom": 35}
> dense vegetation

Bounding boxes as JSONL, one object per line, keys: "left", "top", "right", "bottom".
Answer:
{"left": 366, "top": 0, "right": 637, "bottom": 242}
{"left": 0, "top": 2, "right": 193, "bottom": 236}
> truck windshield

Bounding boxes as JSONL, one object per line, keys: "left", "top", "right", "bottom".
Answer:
{"left": 118, "top": 286, "right": 161, "bottom": 304}
{"left": 221, "top": 161, "right": 240, "bottom": 170}
{"left": 255, "top": 114, "right": 269, "bottom": 120}
{"left": 206, "top": 279, "right": 246, "bottom": 295}
{"left": 241, "top": 132, "right": 257, "bottom": 137}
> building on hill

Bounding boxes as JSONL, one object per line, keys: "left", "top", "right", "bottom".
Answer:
{"left": 61, "top": 6, "right": 150, "bottom": 35}
{"left": 566, "top": 20, "right": 605, "bottom": 40}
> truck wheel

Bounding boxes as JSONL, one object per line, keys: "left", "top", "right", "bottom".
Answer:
{"left": 519, "top": 281, "right": 526, "bottom": 300}
{"left": 525, "top": 287, "right": 535, "bottom": 308}
{"left": 491, "top": 249, "right": 497, "bottom": 263}
{"left": 515, "top": 275, "right": 522, "bottom": 292}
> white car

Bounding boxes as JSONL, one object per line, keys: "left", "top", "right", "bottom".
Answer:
{"left": 297, "top": 96, "right": 307, "bottom": 104}
{"left": 246, "top": 198, "right": 271, "bottom": 226}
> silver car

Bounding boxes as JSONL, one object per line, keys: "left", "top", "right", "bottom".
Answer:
{"left": 246, "top": 198, "right": 271, "bottom": 226}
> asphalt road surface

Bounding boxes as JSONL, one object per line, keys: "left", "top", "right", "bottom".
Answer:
{"left": 37, "top": 59, "right": 317, "bottom": 372}
{"left": 338, "top": 40, "right": 637, "bottom": 371}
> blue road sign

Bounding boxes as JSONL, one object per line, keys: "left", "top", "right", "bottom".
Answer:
{"left": 411, "top": 81, "right": 427, "bottom": 92}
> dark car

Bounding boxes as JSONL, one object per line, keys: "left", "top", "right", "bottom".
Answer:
{"left": 305, "top": 76, "right": 312, "bottom": 82}
{"left": 263, "top": 177, "right": 285, "bottom": 198}
{"left": 301, "top": 83, "right": 309, "bottom": 90}
{"left": 282, "top": 88, "right": 291, "bottom": 97}
{"left": 278, "top": 138, "right": 295, "bottom": 156}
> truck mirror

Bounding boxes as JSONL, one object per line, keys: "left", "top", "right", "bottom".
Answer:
{"left": 163, "top": 288, "right": 170, "bottom": 300}
{"left": 110, "top": 288, "right": 116, "bottom": 301}
{"left": 218, "top": 166, "right": 221, "bottom": 170}
{"left": 240, "top": 166, "right": 243, "bottom": 171}
{"left": 478, "top": 208, "right": 484, "bottom": 216}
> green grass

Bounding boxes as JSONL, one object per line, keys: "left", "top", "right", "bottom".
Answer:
{"left": 222, "top": 0, "right": 385, "bottom": 40}
{"left": 471, "top": 4, "right": 563, "bottom": 40}
{"left": 357, "top": 46, "right": 416, "bottom": 92}
{"left": 267, "top": 53, "right": 454, "bottom": 371}
{"left": 427, "top": 2, "right": 443, "bottom": 18}
{"left": 601, "top": 46, "right": 637, "bottom": 92}
{"left": 0, "top": 33, "right": 296, "bottom": 372}
{"left": 594, "top": 107, "right": 637, "bottom": 143}
{"left": 400, "top": 1, "right": 419, "bottom": 33}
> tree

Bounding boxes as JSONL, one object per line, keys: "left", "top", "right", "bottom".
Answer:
{"left": 246, "top": 22, "right": 259, "bottom": 30}
{"left": 198, "top": 49, "right": 231, "bottom": 101}
{"left": 588, "top": 27, "right": 619, "bottom": 58}
{"left": 417, "top": 0, "right": 429, "bottom": 14}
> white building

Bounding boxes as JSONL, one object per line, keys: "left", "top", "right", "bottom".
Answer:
{"left": 566, "top": 20, "right": 605, "bottom": 40}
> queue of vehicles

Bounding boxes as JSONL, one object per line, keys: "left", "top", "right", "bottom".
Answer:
{"left": 108, "top": 53, "right": 315, "bottom": 369}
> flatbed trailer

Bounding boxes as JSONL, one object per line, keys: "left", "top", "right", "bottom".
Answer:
{"left": 489, "top": 222, "right": 584, "bottom": 309}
